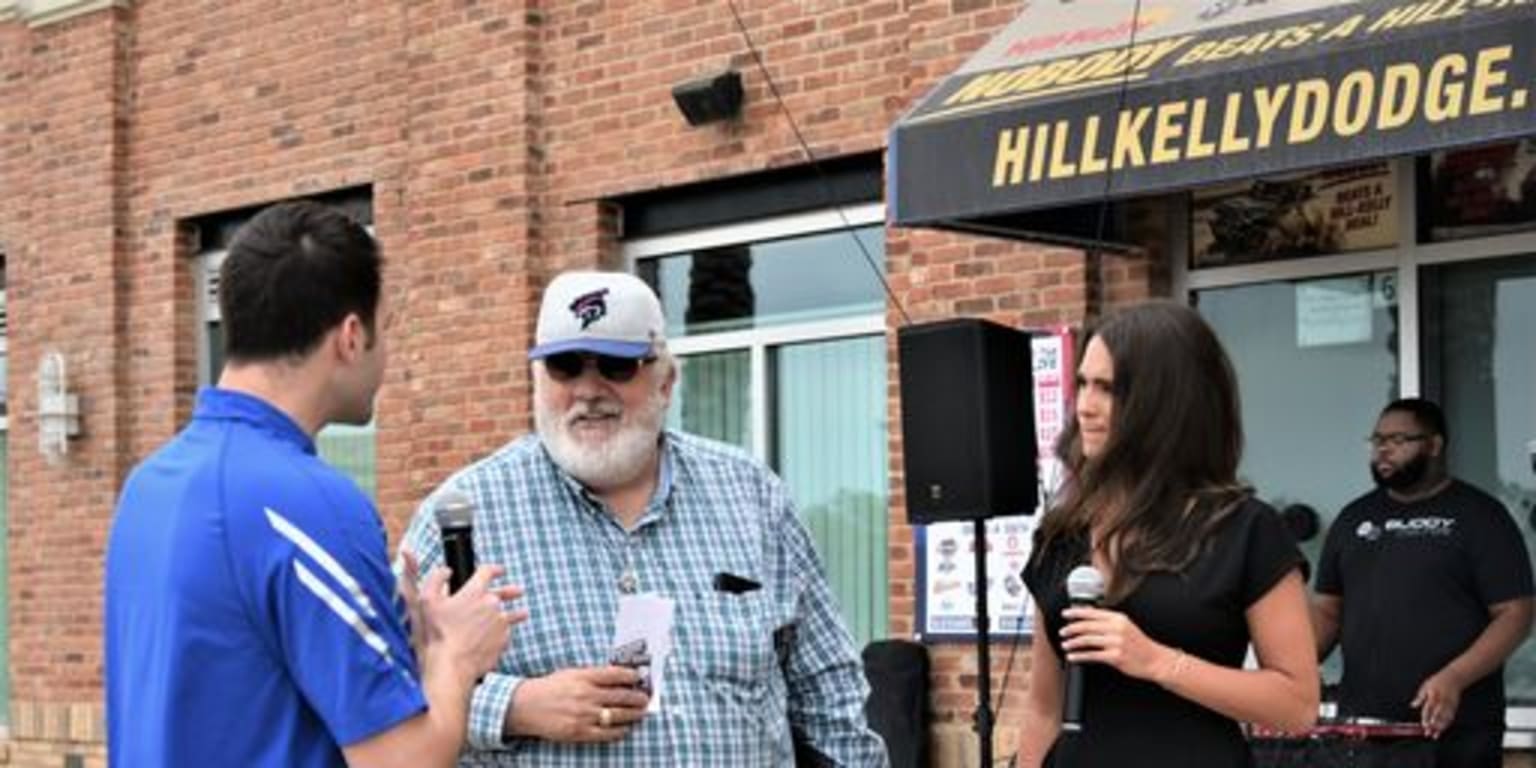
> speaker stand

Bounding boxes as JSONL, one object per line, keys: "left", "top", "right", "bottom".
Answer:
{"left": 973, "top": 518, "right": 994, "bottom": 768}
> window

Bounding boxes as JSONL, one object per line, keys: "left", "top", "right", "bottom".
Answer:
{"left": 1192, "top": 162, "right": 1398, "bottom": 269}
{"left": 1195, "top": 272, "right": 1400, "bottom": 685}
{"left": 1183, "top": 153, "right": 1536, "bottom": 746}
{"left": 626, "top": 204, "right": 890, "bottom": 646}
{"left": 1421, "top": 254, "right": 1536, "bottom": 711}
{"left": 191, "top": 193, "right": 378, "bottom": 498}
{"left": 1421, "top": 140, "right": 1536, "bottom": 243}
{"left": 1197, "top": 271, "right": 1401, "bottom": 568}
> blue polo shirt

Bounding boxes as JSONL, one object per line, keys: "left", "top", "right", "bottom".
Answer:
{"left": 105, "top": 388, "right": 425, "bottom": 767}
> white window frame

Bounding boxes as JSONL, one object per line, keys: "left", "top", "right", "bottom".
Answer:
{"left": 622, "top": 203, "right": 887, "bottom": 462}
{"left": 1173, "top": 155, "right": 1536, "bottom": 747}
{"left": 195, "top": 249, "right": 225, "bottom": 387}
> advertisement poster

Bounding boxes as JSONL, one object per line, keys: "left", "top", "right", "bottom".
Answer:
{"left": 1425, "top": 139, "right": 1536, "bottom": 241}
{"left": 915, "top": 326, "right": 1074, "bottom": 641}
{"left": 1192, "top": 162, "right": 1397, "bottom": 268}
{"left": 1296, "top": 276, "right": 1374, "bottom": 348}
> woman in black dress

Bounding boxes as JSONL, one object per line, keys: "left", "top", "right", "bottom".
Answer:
{"left": 1019, "top": 301, "right": 1318, "bottom": 768}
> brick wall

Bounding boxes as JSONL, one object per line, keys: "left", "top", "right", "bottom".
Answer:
{"left": 3, "top": 8, "right": 132, "bottom": 760}
{"left": 0, "top": 19, "right": 23, "bottom": 256}
{"left": 387, "top": 0, "right": 546, "bottom": 527}
{"left": 0, "top": 15, "right": 21, "bottom": 761}
{"left": 0, "top": 1, "right": 1145, "bottom": 765}
{"left": 121, "top": 0, "right": 416, "bottom": 454}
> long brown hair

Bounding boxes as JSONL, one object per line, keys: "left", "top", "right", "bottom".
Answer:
{"left": 1037, "top": 301, "right": 1249, "bottom": 603}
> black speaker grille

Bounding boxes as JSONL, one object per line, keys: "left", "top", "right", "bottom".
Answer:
{"left": 897, "top": 319, "right": 1039, "bottom": 523}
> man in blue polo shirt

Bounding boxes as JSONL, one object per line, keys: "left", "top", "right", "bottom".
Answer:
{"left": 105, "top": 201, "right": 525, "bottom": 767}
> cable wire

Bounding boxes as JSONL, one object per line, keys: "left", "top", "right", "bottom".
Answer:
{"left": 1086, "top": 0, "right": 1148, "bottom": 315}
{"left": 728, "top": 1, "right": 1145, "bottom": 765}
{"left": 995, "top": 1, "right": 1146, "bottom": 763}
{"left": 724, "top": 0, "right": 912, "bottom": 326}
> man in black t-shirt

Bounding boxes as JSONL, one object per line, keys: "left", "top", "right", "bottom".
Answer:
{"left": 1314, "top": 398, "right": 1534, "bottom": 768}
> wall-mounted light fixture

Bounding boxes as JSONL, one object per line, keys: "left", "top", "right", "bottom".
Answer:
{"left": 671, "top": 70, "right": 744, "bottom": 126}
{"left": 37, "top": 350, "right": 80, "bottom": 464}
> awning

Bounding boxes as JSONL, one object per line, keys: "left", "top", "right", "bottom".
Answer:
{"left": 889, "top": 0, "right": 1536, "bottom": 242}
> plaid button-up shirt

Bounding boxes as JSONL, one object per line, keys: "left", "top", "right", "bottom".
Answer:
{"left": 402, "top": 431, "right": 888, "bottom": 767}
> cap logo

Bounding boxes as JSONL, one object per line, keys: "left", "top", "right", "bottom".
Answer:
{"left": 568, "top": 288, "right": 610, "bottom": 330}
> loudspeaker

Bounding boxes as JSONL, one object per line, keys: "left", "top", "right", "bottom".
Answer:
{"left": 671, "top": 71, "right": 744, "bottom": 126}
{"left": 898, "top": 318, "right": 1038, "bottom": 523}
{"left": 862, "top": 640, "right": 930, "bottom": 768}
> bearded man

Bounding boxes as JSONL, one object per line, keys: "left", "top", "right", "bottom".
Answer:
{"left": 1313, "top": 398, "right": 1533, "bottom": 768}
{"left": 402, "top": 271, "right": 887, "bottom": 767}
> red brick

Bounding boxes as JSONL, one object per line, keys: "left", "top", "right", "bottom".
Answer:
{"left": 0, "top": 0, "right": 1156, "bottom": 759}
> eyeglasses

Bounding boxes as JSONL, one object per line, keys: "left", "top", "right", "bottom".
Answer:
{"left": 542, "top": 352, "right": 655, "bottom": 383}
{"left": 1366, "top": 432, "right": 1430, "bottom": 449}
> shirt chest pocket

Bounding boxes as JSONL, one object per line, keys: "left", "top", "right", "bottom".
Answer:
{"left": 677, "top": 591, "right": 779, "bottom": 691}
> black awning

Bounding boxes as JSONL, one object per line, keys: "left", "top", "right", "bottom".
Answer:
{"left": 889, "top": 0, "right": 1536, "bottom": 239}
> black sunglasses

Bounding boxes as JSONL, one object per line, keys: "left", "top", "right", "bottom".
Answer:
{"left": 543, "top": 352, "right": 655, "bottom": 383}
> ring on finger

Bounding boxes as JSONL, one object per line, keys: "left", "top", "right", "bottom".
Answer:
{"left": 598, "top": 707, "right": 613, "bottom": 728}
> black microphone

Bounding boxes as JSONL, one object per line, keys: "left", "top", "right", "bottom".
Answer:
{"left": 1062, "top": 565, "right": 1105, "bottom": 733}
{"left": 435, "top": 491, "right": 476, "bottom": 594}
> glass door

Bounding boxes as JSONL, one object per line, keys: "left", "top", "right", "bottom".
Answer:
{"left": 1196, "top": 271, "right": 1402, "bottom": 682}
{"left": 1196, "top": 272, "right": 1401, "bottom": 558}
{"left": 1422, "top": 254, "right": 1536, "bottom": 706}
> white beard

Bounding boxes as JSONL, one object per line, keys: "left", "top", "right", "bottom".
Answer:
{"left": 535, "top": 381, "right": 666, "bottom": 490}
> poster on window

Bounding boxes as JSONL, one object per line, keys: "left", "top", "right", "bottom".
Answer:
{"left": 1191, "top": 162, "right": 1397, "bottom": 268}
{"left": 1424, "top": 139, "right": 1536, "bottom": 241}
{"left": 1296, "top": 276, "right": 1374, "bottom": 348}
{"left": 914, "top": 326, "right": 1074, "bottom": 641}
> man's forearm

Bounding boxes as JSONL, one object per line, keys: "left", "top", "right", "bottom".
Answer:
{"left": 787, "top": 656, "right": 887, "bottom": 766}
{"left": 782, "top": 597, "right": 886, "bottom": 764}
{"left": 417, "top": 659, "right": 478, "bottom": 765}
{"left": 344, "top": 656, "right": 475, "bottom": 768}
{"left": 1311, "top": 599, "right": 1341, "bottom": 661}
{"left": 1442, "top": 599, "right": 1534, "bottom": 686}
{"left": 1314, "top": 620, "right": 1338, "bottom": 661}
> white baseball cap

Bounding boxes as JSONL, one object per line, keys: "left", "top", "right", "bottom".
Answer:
{"left": 529, "top": 271, "right": 666, "bottom": 360}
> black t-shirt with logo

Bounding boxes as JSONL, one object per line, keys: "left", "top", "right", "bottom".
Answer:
{"left": 1316, "top": 479, "right": 1534, "bottom": 729}
{"left": 1023, "top": 497, "right": 1303, "bottom": 768}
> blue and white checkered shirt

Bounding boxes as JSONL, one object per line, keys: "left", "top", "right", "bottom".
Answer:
{"left": 402, "top": 430, "right": 888, "bottom": 767}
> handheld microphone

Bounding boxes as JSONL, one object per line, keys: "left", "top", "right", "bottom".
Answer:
{"left": 1062, "top": 565, "right": 1105, "bottom": 733}
{"left": 434, "top": 491, "right": 476, "bottom": 594}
